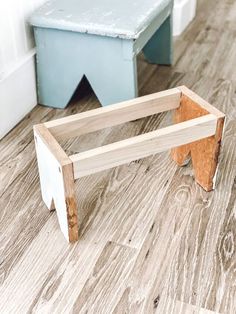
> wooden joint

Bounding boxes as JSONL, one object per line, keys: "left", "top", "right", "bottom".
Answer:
{"left": 34, "top": 86, "right": 225, "bottom": 242}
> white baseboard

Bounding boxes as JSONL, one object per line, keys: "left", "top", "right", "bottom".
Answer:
{"left": 173, "top": 0, "right": 197, "bottom": 36}
{"left": 0, "top": 51, "right": 37, "bottom": 139}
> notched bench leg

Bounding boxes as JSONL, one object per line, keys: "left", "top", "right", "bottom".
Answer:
{"left": 35, "top": 27, "right": 84, "bottom": 109}
{"left": 34, "top": 124, "right": 79, "bottom": 242}
{"left": 87, "top": 38, "right": 138, "bottom": 106}
{"left": 88, "top": 53, "right": 138, "bottom": 106}
{"left": 143, "top": 14, "right": 173, "bottom": 65}
{"left": 171, "top": 88, "right": 225, "bottom": 191}
{"left": 35, "top": 28, "right": 138, "bottom": 108}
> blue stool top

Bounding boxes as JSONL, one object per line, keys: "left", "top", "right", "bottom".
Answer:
{"left": 30, "top": 0, "right": 173, "bottom": 39}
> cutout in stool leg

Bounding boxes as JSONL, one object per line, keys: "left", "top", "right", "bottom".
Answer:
{"left": 50, "top": 198, "right": 55, "bottom": 211}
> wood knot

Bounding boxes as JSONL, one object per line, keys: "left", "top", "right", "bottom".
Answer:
{"left": 153, "top": 295, "right": 160, "bottom": 308}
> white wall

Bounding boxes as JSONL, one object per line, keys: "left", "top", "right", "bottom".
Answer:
{"left": 0, "top": 0, "right": 47, "bottom": 139}
{"left": 0, "top": 0, "right": 46, "bottom": 80}
{"left": 173, "top": 0, "right": 197, "bottom": 36}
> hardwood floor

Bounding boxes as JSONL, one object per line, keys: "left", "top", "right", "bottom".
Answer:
{"left": 0, "top": 0, "right": 236, "bottom": 313}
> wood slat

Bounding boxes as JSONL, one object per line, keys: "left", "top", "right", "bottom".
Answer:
{"left": 70, "top": 114, "right": 217, "bottom": 178}
{"left": 178, "top": 85, "right": 225, "bottom": 118}
{"left": 44, "top": 88, "right": 181, "bottom": 140}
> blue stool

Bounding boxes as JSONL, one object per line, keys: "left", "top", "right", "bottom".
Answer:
{"left": 30, "top": 0, "right": 173, "bottom": 108}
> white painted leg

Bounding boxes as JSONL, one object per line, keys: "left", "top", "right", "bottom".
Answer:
{"left": 34, "top": 124, "right": 78, "bottom": 242}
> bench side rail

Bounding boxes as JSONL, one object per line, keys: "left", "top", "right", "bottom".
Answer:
{"left": 44, "top": 88, "right": 181, "bottom": 140}
{"left": 70, "top": 114, "right": 217, "bottom": 179}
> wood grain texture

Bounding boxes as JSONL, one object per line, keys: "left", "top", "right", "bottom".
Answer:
{"left": 156, "top": 297, "right": 221, "bottom": 314}
{"left": 171, "top": 88, "right": 225, "bottom": 191}
{"left": 72, "top": 241, "right": 136, "bottom": 313}
{"left": 0, "top": 0, "right": 235, "bottom": 312}
{"left": 71, "top": 114, "right": 217, "bottom": 178}
{"left": 45, "top": 88, "right": 181, "bottom": 140}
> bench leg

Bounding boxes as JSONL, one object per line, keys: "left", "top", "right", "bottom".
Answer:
{"left": 88, "top": 49, "right": 138, "bottom": 106}
{"left": 143, "top": 14, "right": 173, "bottom": 65}
{"left": 34, "top": 124, "right": 79, "bottom": 242}
{"left": 37, "top": 66, "right": 83, "bottom": 109}
{"left": 171, "top": 91, "right": 225, "bottom": 191}
{"left": 34, "top": 28, "right": 138, "bottom": 108}
{"left": 34, "top": 28, "right": 84, "bottom": 109}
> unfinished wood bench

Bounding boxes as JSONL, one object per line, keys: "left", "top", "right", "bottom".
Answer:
{"left": 34, "top": 86, "right": 225, "bottom": 242}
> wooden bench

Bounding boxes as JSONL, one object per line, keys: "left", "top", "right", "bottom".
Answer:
{"left": 30, "top": 0, "right": 174, "bottom": 108}
{"left": 34, "top": 86, "right": 225, "bottom": 242}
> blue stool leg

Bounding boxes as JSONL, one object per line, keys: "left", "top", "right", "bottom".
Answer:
{"left": 34, "top": 28, "right": 84, "bottom": 109}
{"left": 87, "top": 39, "right": 138, "bottom": 106}
{"left": 34, "top": 28, "right": 138, "bottom": 108}
{"left": 143, "top": 14, "right": 173, "bottom": 65}
{"left": 89, "top": 58, "right": 138, "bottom": 106}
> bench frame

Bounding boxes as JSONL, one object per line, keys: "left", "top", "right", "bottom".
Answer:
{"left": 34, "top": 86, "right": 225, "bottom": 242}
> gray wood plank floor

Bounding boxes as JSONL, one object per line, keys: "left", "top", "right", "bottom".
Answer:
{"left": 0, "top": 0, "right": 235, "bottom": 313}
